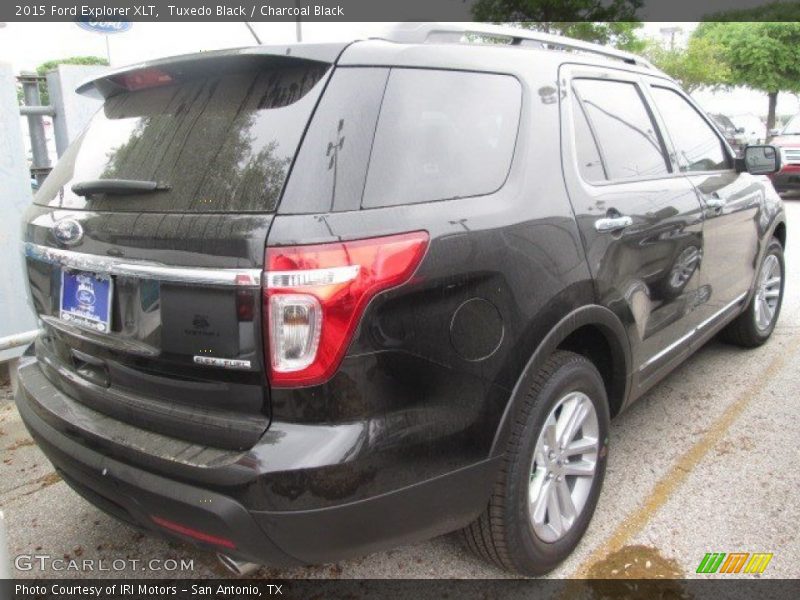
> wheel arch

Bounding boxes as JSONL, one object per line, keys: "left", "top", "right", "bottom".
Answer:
{"left": 489, "top": 305, "right": 631, "bottom": 457}
{"left": 772, "top": 219, "right": 786, "bottom": 248}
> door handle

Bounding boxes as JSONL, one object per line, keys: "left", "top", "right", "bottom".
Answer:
{"left": 594, "top": 215, "right": 633, "bottom": 233}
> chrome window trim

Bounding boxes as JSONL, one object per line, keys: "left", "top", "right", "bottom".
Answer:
{"left": 24, "top": 243, "right": 262, "bottom": 287}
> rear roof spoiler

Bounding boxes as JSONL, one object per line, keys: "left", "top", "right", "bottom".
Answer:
{"left": 76, "top": 43, "right": 348, "bottom": 99}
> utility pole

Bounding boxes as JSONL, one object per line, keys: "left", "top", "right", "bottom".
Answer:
{"left": 295, "top": 0, "right": 302, "bottom": 42}
{"left": 659, "top": 26, "right": 682, "bottom": 50}
{"left": 19, "top": 71, "right": 52, "bottom": 185}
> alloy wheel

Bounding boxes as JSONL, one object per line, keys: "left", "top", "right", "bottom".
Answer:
{"left": 754, "top": 254, "right": 782, "bottom": 332}
{"left": 528, "top": 391, "right": 599, "bottom": 543}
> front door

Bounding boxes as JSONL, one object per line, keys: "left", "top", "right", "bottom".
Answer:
{"left": 560, "top": 65, "right": 707, "bottom": 389}
{"left": 644, "top": 82, "right": 760, "bottom": 323}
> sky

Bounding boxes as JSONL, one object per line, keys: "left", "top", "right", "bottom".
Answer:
{"left": 0, "top": 21, "right": 797, "bottom": 121}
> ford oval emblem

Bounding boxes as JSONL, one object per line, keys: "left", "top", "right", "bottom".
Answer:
{"left": 53, "top": 219, "right": 84, "bottom": 246}
{"left": 77, "top": 288, "right": 96, "bottom": 306}
{"left": 75, "top": 21, "right": 132, "bottom": 35}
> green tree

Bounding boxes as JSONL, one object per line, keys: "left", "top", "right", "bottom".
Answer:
{"left": 643, "top": 35, "right": 730, "bottom": 93}
{"left": 472, "top": 0, "right": 645, "bottom": 50}
{"left": 705, "top": 0, "right": 800, "bottom": 21}
{"left": 695, "top": 21, "right": 800, "bottom": 133}
{"left": 18, "top": 56, "right": 108, "bottom": 106}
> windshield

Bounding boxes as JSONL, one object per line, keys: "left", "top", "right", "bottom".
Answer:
{"left": 35, "top": 62, "right": 329, "bottom": 213}
{"left": 712, "top": 114, "right": 735, "bottom": 132}
{"left": 782, "top": 113, "right": 800, "bottom": 134}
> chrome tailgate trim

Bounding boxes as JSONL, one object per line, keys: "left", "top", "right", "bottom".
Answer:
{"left": 24, "top": 243, "right": 261, "bottom": 287}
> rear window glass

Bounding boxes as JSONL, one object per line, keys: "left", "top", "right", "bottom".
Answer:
{"left": 35, "top": 62, "right": 329, "bottom": 213}
{"left": 361, "top": 69, "right": 521, "bottom": 208}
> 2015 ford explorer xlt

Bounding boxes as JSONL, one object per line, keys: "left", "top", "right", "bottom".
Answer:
{"left": 16, "top": 23, "right": 787, "bottom": 576}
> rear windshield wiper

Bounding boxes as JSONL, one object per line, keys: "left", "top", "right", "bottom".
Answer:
{"left": 71, "top": 179, "right": 171, "bottom": 196}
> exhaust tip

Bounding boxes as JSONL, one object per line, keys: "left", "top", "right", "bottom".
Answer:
{"left": 217, "top": 553, "right": 261, "bottom": 577}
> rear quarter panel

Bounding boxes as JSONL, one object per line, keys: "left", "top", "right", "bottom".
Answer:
{"left": 262, "top": 53, "right": 596, "bottom": 508}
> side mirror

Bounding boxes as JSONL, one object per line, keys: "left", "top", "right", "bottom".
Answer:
{"left": 739, "top": 145, "right": 782, "bottom": 175}
{"left": 736, "top": 127, "right": 746, "bottom": 134}
{"left": 768, "top": 128, "right": 781, "bottom": 137}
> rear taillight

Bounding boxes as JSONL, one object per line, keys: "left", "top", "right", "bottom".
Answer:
{"left": 264, "top": 231, "right": 429, "bottom": 387}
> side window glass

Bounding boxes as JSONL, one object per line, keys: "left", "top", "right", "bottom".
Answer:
{"left": 280, "top": 67, "right": 389, "bottom": 214}
{"left": 649, "top": 86, "right": 730, "bottom": 172}
{"left": 362, "top": 69, "right": 521, "bottom": 208}
{"left": 572, "top": 94, "right": 606, "bottom": 182}
{"left": 573, "top": 79, "right": 670, "bottom": 181}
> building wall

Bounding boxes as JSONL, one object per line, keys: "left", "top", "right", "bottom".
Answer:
{"left": 0, "top": 62, "right": 38, "bottom": 362}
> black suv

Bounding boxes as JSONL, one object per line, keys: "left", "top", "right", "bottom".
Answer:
{"left": 16, "top": 23, "right": 787, "bottom": 576}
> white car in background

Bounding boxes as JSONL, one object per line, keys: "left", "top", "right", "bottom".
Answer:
{"left": 730, "top": 113, "right": 767, "bottom": 145}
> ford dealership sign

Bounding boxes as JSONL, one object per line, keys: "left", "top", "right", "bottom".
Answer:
{"left": 76, "top": 21, "right": 131, "bottom": 34}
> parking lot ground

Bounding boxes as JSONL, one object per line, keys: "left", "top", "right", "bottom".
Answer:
{"left": 2, "top": 199, "right": 799, "bottom": 580}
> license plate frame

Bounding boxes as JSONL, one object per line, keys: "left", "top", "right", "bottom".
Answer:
{"left": 59, "top": 269, "right": 113, "bottom": 333}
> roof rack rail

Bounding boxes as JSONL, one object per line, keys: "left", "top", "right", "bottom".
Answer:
{"left": 376, "top": 22, "right": 655, "bottom": 70}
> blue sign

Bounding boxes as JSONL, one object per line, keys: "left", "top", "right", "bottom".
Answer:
{"left": 76, "top": 21, "right": 132, "bottom": 35}
{"left": 60, "top": 270, "right": 113, "bottom": 333}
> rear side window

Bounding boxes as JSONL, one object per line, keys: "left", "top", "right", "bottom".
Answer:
{"left": 35, "top": 61, "right": 329, "bottom": 213}
{"left": 361, "top": 69, "right": 521, "bottom": 208}
{"left": 649, "top": 86, "right": 730, "bottom": 172}
{"left": 279, "top": 68, "right": 389, "bottom": 214}
{"left": 573, "top": 79, "right": 670, "bottom": 181}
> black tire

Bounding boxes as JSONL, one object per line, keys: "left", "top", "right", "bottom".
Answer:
{"left": 461, "top": 350, "right": 610, "bottom": 576}
{"left": 721, "top": 238, "right": 785, "bottom": 348}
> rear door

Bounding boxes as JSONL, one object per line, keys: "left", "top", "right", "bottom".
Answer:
{"left": 645, "top": 82, "right": 760, "bottom": 323}
{"left": 560, "top": 65, "right": 706, "bottom": 385}
{"left": 22, "top": 51, "right": 337, "bottom": 450}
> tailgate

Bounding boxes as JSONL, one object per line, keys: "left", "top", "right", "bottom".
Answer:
{"left": 21, "top": 49, "right": 337, "bottom": 450}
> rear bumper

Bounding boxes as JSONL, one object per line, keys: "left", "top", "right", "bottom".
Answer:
{"left": 15, "top": 358, "right": 497, "bottom": 565}
{"left": 15, "top": 365, "right": 299, "bottom": 566}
